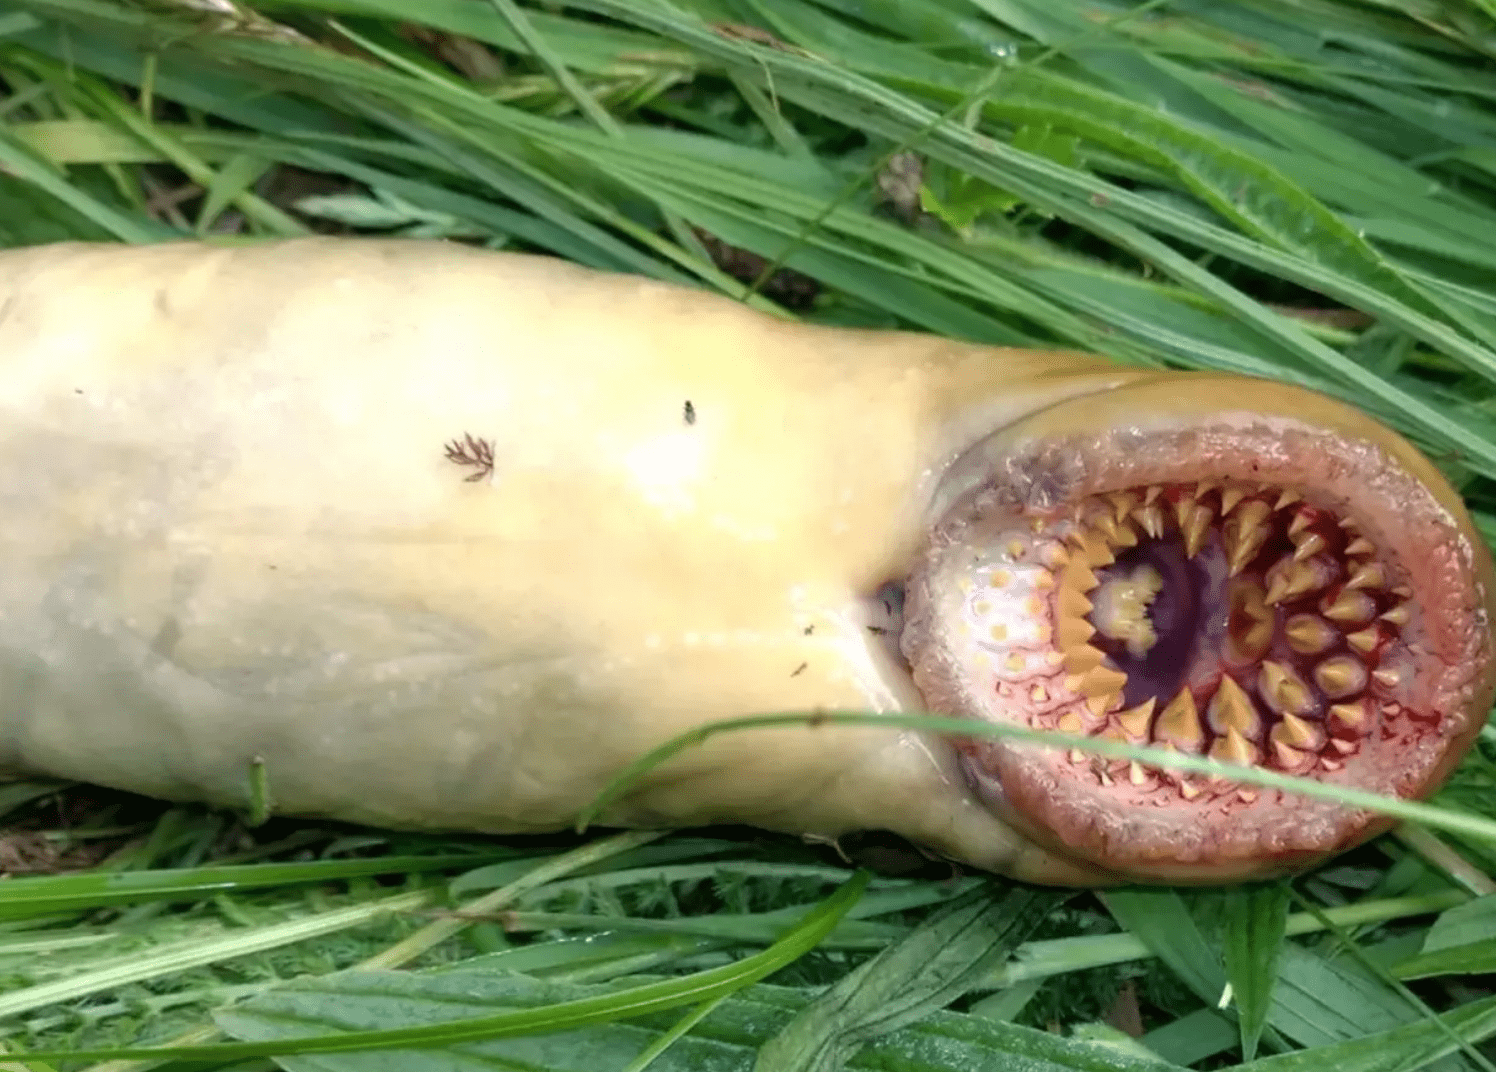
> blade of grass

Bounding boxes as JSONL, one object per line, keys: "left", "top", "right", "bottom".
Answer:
{"left": 577, "top": 710, "right": 1496, "bottom": 848}
{"left": 1222, "top": 883, "right": 1291, "bottom": 1060}
{"left": 1102, "top": 889, "right": 1227, "bottom": 1008}
{"left": 0, "top": 853, "right": 510, "bottom": 920}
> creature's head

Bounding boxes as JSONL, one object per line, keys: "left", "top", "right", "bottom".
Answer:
{"left": 901, "top": 373, "right": 1495, "bottom": 883}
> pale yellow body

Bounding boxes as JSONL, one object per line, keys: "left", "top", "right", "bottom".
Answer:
{"left": 0, "top": 238, "right": 1147, "bottom": 882}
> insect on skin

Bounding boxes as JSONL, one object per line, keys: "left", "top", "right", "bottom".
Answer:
{"left": 683, "top": 400, "right": 696, "bottom": 425}
{"left": 444, "top": 433, "right": 496, "bottom": 482}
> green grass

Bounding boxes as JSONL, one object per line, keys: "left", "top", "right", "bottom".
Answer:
{"left": 2, "top": 0, "right": 1496, "bottom": 1069}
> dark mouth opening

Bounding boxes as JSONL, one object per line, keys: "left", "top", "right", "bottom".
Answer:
{"left": 1098, "top": 537, "right": 1211, "bottom": 711}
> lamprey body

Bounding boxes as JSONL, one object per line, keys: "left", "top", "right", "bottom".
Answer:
{"left": 0, "top": 238, "right": 1489, "bottom": 885}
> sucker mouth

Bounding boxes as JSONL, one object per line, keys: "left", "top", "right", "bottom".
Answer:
{"left": 900, "top": 379, "right": 1496, "bottom": 884}
{"left": 969, "top": 480, "right": 1412, "bottom": 802}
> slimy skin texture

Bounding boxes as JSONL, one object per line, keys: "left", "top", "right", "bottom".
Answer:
{"left": 0, "top": 237, "right": 1489, "bottom": 886}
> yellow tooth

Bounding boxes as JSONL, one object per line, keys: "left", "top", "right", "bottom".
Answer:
{"left": 1058, "top": 616, "right": 1096, "bottom": 648}
{"left": 1111, "top": 520, "right": 1139, "bottom": 549}
{"left": 1030, "top": 684, "right": 1049, "bottom": 703}
{"left": 1230, "top": 620, "right": 1274, "bottom": 664}
{"left": 1129, "top": 761, "right": 1148, "bottom": 786}
{"left": 1269, "top": 554, "right": 1336, "bottom": 605}
{"left": 1108, "top": 491, "right": 1139, "bottom": 522}
{"left": 1092, "top": 513, "right": 1122, "bottom": 544}
{"left": 1344, "top": 537, "right": 1375, "bottom": 556}
{"left": 1346, "top": 627, "right": 1380, "bottom": 654}
{"left": 1156, "top": 688, "right": 1204, "bottom": 750}
{"left": 1275, "top": 711, "right": 1324, "bottom": 749}
{"left": 1209, "top": 674, "right": 1260, "bottom": 737}
{"left": 1082, "top": 533, "right": 1116, "bottom": 568}
{"left": 1226, "top": 580, "right": 1274, "bottom": 663}
{"left": 1238, "top": 788, "right": 1259, "bottom": 803}
{"left": 1329, "top": 700, "right": 1368, "bottom": 730}
{"left": 1373, "top": 668, "right": 1401, "bottom": 689}
{"left": 1380, "top": 604, "right": 1410, "bottom": 626}
{"left": 1279, "top": 677, "right": 1315, "bottom": 717}
{"left": 1115, "top": 697, "right": 1156, "bottom": 739}
{"left": 1143, "top": 485, "right": 1162, "bottom": 506}
{"left": 1320, "top": 758, "right": 1342, "bottom": 772}
{"left": 1275, "top": 489, "right": 1300, "bottom": 509}
{"left": 1284, "top": 613, "right": 1338, "bottom": 654}
{"left": 1034, "top": 570, "right": 1055, "bottom": 590}
{"left": 1259, "top": 661, "right": 1314, "bottom": 716}
{"left": 1132, "top": 503, "right": 1165, "bottom": 539}
{"left": 1258, "top": 660, "right": 1289, "bottom": 697}
{"left": 1086, "top": 693, "right": 1119, "bottom": 718}
{"left": 1179, "top": 779, "right": 1201, "bottom": 799}
{"left": 1069, "top": 748, "right": 1087, "bottom": 764}
{"left": 1079, "top": 665, "right": 1128, "bottom": 697}
{"left": 1347, "top": 563, "right": 1385, "bottom": 590}
{"left": 1272, "top": 739, "right": 1306, "bottom": 769}
{"left": 1173, "top": 497, "right": 1194, "bottom": 529}
{"left": 1330, "top": 736, "right": 1357, "bottom": 754}
{"left": 1220, "top": 485, "right": 1248, "bottom": 515}
{"left": 1292, "top": 532, "right": 1327, "bottom": 562}
{"left": 1322, "top": 588, "right": 1375, "bottom": 624}
{"left": 1007, "top": 539, "right": 1026, "bottom": 559}
{"left": 1058, "top": 587, "right": 1093, "bottom": 618}
{"left": 1263, "top": 565, "right": 1296, "bottom": 606}
{"left": 1183, "top": 505, "right": 1214, "bottom": 559}
{"left": 1264, "top": 559, "right": 1314, "bottom": 605}
{"left": 1288, "top": 510, "right": 1314, "bottom": 537}
{"left": 1005, "top": 653, "right": 1027, "bottom": 672}
{"left": 1210, "top": 725, "right": 1259, "bottom": 767}
{"left": 1064, "top": 644, "right": 1107, "bottom": 673}
{"left": 1393, "top": 585, "right": 1413, "bottom": 598}
{"left": 1056, "top": 711, "right": 1084, "bottom": 734}
{"left": 1223, "top": 500, "right": 1272, "bottom": 575}
{"left": 1194, "top": 479, "right": 1219, "bottom": 500}
{"left": 1314, "top": 656, "right": 1366, "bottom": 698}
{"left": 1061, "top": 561, "right": 1099, "bottom": 593}
{"left": 1231, "top": 577, "right": 1272, "bottom": 620}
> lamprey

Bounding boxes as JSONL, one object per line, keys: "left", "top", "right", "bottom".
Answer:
{"left": 0, "top": 238, "right": 1488, "bottom": 885}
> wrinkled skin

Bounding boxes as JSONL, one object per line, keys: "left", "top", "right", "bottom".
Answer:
{"left": 0, "top": 238, "right": 1490, "bottom": 886}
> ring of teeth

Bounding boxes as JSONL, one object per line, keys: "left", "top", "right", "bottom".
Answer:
{"left": 967, "top": 480, "right": 1412, "bottom": 801}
